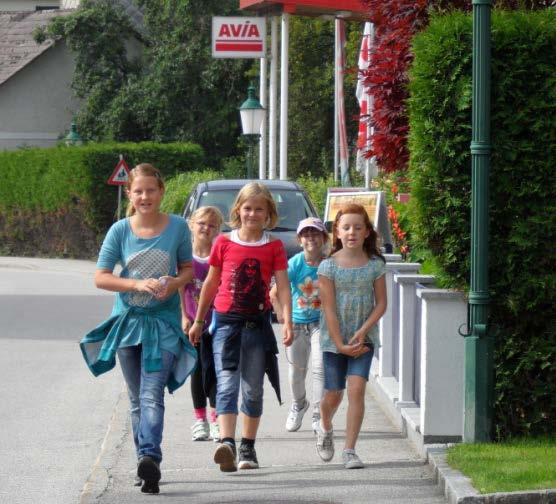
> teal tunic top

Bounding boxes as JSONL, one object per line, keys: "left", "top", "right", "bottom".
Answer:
{"left": 80, "top": 214, "right": 197, "bottom": 393}
{"left": 317, "top": 256, "right": 386, "bottom": 354}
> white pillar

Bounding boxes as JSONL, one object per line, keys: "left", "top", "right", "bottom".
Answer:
{"left": 268, "top": 16, "right": 278, "bottom": 180}
{"left": 279, "top": 12, "right": 289, "bottom": 180}
{"left": 418, "top": 289, "right": 466, "bottom": 441}
{"left": 259, "top": 54, "right": 267, "bottom": 180}
{"left": 394, "top": 274, "right": 435, "bottom": 407}
{"left": 378, "top": 262, "right": 421, "bottom": 380}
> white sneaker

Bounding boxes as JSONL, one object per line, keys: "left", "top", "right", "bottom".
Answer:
{"left": 311, "top": 412, "right": 321, "bottom": 434}
{"left": 191, "top": 419, "right": 210, "bottom": 441}
{"left": 342, "top": 449, "right": 364, "bottom": 469}
{"left": 316, "top": 426, "right": 334, "bottom": 462}
{"left": 285, "top": 399, "right": 310, "bottom": 432}
{"left": 209, "top": 421, "right": 220, "bottom": 442}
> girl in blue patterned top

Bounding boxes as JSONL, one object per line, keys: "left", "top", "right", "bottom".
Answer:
{"left": 80, "top": 163, "right": 197, "bottom": 494}
{"left": 315, "top": 203, "right": 387, "bottom": 469}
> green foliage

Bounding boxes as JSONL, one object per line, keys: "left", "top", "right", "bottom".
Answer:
{"left": 409, "top": 10, "right": 556, "bottom": 437}
{"left": 40, "top": 0, "right": 140, "bottom": 141}
{"left": 42, "top": 0, "right": 250, "bottom": 166}
{"left": 288, "top": 17, "right": 361, "bottom": 179}
{"left": 161, "top": 170, "right": 221, "bottom": 215}
{"left": 0, "top": 142, "right": 204, "bottom": 256}
{"left": 295, "top": 173, "right": 336, "bottom": 218}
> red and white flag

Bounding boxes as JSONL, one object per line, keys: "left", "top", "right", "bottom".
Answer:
{"left": 356, "top": 22, "right": 378, "bottom": 180}
{"left": 335, "top": 19, "right": 351, "bottom": 186}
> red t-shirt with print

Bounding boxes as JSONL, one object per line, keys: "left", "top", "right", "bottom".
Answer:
{"left": 209, "top": 234, "right": 288, "bottom": 315}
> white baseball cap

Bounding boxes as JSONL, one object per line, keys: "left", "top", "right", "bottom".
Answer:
{"left": 297, "top": 217, "right": 326, "bottom": 235}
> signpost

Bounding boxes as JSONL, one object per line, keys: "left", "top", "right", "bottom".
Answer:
{"left": 107, "top": 155, "right": 130, "bottom": 220}
{"left": 212, "top": 16, "right": 266, "bottom": 58}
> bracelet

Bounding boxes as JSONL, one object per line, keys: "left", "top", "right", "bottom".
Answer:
{"left": 194, "top": 320, "right": 205, "bottom": 324}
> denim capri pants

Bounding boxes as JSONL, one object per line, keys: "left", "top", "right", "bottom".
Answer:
{"left": 212, "top": 321, "right": 267, "bottom": 417}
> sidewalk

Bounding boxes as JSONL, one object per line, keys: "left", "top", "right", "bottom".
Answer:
{"left": 82, "top": 341, "right": 447, "bottom": 504}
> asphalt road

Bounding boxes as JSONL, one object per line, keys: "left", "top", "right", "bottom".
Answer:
{"left": 0, "top": 257, "right": 447, "bottom": 504}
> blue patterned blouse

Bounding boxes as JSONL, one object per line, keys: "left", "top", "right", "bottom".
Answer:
{"left": 317, "top": 256, "right": 386, "bottom": 353}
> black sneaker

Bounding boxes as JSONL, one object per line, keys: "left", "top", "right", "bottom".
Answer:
{"left": 137, "top": 456, "right": 161, "bottom": 494}
{"left": 238, "top": 444, "right": 259, "bottom": 470}
{"left": 214, "top": 442, "right": 237, "bottom": 472}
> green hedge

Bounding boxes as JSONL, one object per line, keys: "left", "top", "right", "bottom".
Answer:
{"left": 409, "top": 10, "right": 556, "bottom": 438}
{"left": 0, "top": 142, "right": 204, "bottom": 256}
{"left": 161, "top": 170, "right": 222, "bottom": 215}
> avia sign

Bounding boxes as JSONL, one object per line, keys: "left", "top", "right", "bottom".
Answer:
{"left": 212, "top": 17, "right": 266, "bottom": 58}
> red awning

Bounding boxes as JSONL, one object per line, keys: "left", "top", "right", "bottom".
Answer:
{"left": 239, "top": 0, "right": 368, "bottom": 20}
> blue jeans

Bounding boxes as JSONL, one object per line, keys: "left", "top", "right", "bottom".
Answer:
{"left": 212, "top": 322, "right": 267, "bottom": 417}
{"left": 117, "top": 345, "right": 175, "bottom": 462}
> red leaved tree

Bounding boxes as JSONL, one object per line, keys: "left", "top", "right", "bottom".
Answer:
{"left": 359, "top": 0, "right": 429, "bottom": 173}
{"left": 359, "top": 0, "right": 551, "bottom": 174}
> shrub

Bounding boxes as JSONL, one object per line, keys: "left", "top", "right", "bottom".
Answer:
{"left": 295, "top": 173, "right": 336, "bottom": 218}
{"left": 0, "top": 142, "right": 204, "bottom": 257}
{"left": 409, "top": 10, "right": 556, "bottom": 437}
{"left": 161, "top": 170, "right": 222, "bottom": 215}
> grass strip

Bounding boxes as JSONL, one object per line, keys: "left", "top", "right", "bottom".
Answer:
{"left": 446, "top": 436, "right": 556, "bottom": 494}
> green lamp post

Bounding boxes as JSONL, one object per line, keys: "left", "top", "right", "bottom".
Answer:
{"left": 465, "top": 0, "right": 494, "bottom": 442}
{"left": 239, "top": 84, "right": 266, "bottom": 179}
{"left": 65, "top": 121, "right": 83, "bottom": 146}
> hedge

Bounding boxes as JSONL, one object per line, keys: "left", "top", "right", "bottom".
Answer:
{"left": 409, "top": 10, "right": 556, "bottom": 438}
{"left": 0, "top": 142, "right": 204, "bottom": 257}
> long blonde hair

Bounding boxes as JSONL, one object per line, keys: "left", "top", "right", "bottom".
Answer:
{"left": 125, "top": 163, "right": 164, "bottom": 217}
{"left": 228, "top": 182, "right": 278, "bottom": 230}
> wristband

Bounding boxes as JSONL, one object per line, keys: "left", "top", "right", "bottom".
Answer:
{"left": 194, "top": 320, "right": 205, "bottom": 324}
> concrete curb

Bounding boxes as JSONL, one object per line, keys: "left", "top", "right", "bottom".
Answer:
{"left": 426, "top": 446, "right": 556, "bottom": 504}
{"left": 79, "top": 387, "right": 130, "bottom": 504}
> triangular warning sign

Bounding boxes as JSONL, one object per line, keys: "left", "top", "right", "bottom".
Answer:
{"left": 107, "top": 158, "right": 130, "bottom": 186}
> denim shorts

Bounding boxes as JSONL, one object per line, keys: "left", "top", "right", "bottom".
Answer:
{"left": 212, "top": 320, "right": 267, "bottom": 417}
{"left": 322, "top": 347, "right": 374, "bottom": 391}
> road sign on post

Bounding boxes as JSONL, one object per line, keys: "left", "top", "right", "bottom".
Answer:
{"left": 107, "top": 156, "right": 130, "bottom": 220}
{"left": 107, "top": 158, "right": 130, "bottom": 185}
{"left": 212, "top": 17, "right": 266, "bottom": 58}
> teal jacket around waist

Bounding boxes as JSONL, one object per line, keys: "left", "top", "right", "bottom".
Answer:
{"left": 80, "top": 295, "right": 197, "bottom": 393}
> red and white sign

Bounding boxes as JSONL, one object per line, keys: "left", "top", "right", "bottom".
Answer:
{"left": 107, "top": 158, "right": 130, "bottom": 186}
{"left": 212, "top": 17, "right": 266, "bottom": 58}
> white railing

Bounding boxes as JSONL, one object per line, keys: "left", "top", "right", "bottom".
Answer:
{"left": 369, "top": 257, "right": 467, "bottom": 451}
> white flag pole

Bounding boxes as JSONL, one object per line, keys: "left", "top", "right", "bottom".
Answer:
{"left": 268, "top": 16, "right": 278, "bottom": 180}
{"left": 259, "top": 45, "right": 267, "bottom": 180}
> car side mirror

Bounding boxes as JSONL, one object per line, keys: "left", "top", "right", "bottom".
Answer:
{"left": 324, "top": 221, "right": 333, "bottom": 233}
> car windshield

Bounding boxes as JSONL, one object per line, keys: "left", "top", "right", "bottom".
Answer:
{"left": 198, "top": 189, "right": 315, "bottom": 231}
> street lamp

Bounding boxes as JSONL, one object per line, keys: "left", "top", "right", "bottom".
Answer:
{"left": 65, "top": 121, "right": 83, "bottom": 146}
{"left": 239, "top": 84, "right": 265, "bottom": 179}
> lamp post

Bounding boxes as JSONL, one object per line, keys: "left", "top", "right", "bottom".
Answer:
{"left": 65, "top": 121, "right": 83, "bottom": 146}
{"left": 465, "top": 0, "right": 494, "bottom": 442}
{"left": 239, "top": 84, "right": 266, "bottom": 179}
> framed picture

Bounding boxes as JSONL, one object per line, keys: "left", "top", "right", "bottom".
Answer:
{"left": 324, "top": 190, "right": 382, "bottom": 227}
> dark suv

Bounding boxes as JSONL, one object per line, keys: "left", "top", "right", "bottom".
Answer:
{"left": 182, "top": 179, "right": 319, "bottom": 258}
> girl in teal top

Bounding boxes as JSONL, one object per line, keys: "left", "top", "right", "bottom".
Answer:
{"left": 80, "top": 163, "right": 197, "bottom": 494}
{"left": 316, "top": 203, "right": 387, "bottom": 470}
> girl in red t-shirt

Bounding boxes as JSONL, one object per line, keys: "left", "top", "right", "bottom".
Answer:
{"left": 189, "top": 182, "right": 293, "bottom": 472}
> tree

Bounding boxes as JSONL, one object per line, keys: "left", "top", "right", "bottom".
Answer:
{"left": 40, "top": 0, "right": 251, "bottom": 167}
{"left": 288, "top": 17, "right": 361, "bottom": 179}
